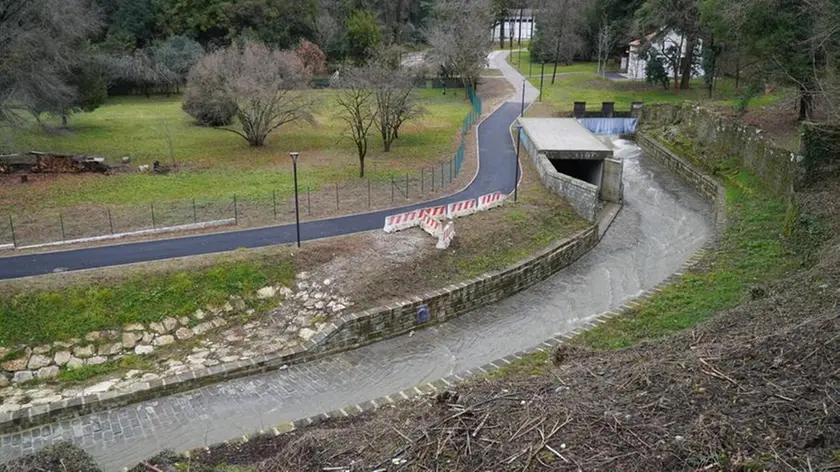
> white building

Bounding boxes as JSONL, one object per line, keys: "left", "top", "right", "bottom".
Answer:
{"left": 492, "top": 9, "right": 535, "bottom": 42}
{"left": 621, "top": 29, "right": 704, "bottom": 81}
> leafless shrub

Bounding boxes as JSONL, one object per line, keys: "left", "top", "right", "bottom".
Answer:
{"left": 183, "top": 40, "right": 314, "bottom": 146}
{"left": 0, "top": 442, "right": 101, "bottom": 472}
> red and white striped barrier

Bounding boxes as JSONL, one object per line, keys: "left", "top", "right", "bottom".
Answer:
{"left": 420, "top": 205, "right": 447, "bottom": 220}
{"left": 419, "top": 214, "right": 443, "bottom": 237}
{"left": 446, "top": 199, "right": 477, "bottom": 219}
{"left": 436, "top": 222, "right": 455, "bottom": 249}
{"left": 383, "top": 210, "right": 422, "bottom": 233}
{"left": 477, "top": 192, "right": 505, "bottom": 211}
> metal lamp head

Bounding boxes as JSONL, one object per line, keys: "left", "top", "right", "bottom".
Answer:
{"left": 289, "top": 151, "right": 299, "bottom": 162}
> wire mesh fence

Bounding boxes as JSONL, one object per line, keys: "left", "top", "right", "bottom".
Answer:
{"left": 1, "top": 89, "right": 483, "bottom": 249}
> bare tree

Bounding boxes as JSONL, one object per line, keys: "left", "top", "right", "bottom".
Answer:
{"left": 427, "top": 0, "right": 493, "bottom": 95}
{"left": 809, "top": 0, "right": 840, "bottom": 124}
{"left": 533, "top": 0, "right": 585, "bottom": 83}
{"left": 0, "top": 0, "right": 100, "bottom": 126}
{"left": 595, "top": 18, "right": 616, "bottom": 77}
{"left": 184, "top": 40, "right": 314, "bottom": 147}
{"left": 335, "top": 67, "right": 377, "bottom": 177}
{"left": 157, "top": 116, "right": 177, "bottom": 167}
{"left": 368, "top": 64, "right": 426, "bottom": 152}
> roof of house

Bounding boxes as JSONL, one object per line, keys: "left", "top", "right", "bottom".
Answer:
{"left": 629, "top": 31, "right": 659, "bottom": 47}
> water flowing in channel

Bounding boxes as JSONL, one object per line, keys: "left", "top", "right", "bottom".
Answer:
{"left": 577, "top": 117, "right": 638, "bottom": 135}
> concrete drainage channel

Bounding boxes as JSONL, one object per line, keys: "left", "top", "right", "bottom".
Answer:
{"left": 0, "top": 135, "right": 718, "bottom": 469}
{"left": 197, "top": 132, "right": 726, "bottom": 461}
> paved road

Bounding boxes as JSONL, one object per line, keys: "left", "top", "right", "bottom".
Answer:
{"left": 0, "top": 53, "right": 532, "bottom": 281}
{"left": 0, "top": 52, "right": 713, "bottom": 469}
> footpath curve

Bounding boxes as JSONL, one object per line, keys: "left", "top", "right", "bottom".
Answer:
{"left": 0, "top": 53, "right": 713, "bottom": 469}
{"left": 0, "top": 52, "right": 533, "bottom": 281}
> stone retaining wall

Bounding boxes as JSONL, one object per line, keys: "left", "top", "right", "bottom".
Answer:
{"left": 637, "top": 133, "right": 727, "bottom": 238}
{"left": 314, "top": 226, "right": 599, "bottom": 353}
{"left": 641, "top": 103, "right": 801, "bottom": 197}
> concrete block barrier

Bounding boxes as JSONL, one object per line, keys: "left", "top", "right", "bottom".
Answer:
{"left": 420, "top": 214, "right": 443, "bottom": 238}
{"left": 420, "top": 205, "right": 447, "bottom": 220}
{"left": 446, "top": 199, "right": 477, "bottom": 219}
{"left": 383, "top": 210, "right": 422, "bottom": 233}
{"left": 436, "top": 222, "right": 455, "bottom": 249}
{"left": 477, "top": 191, "right": 506, "bottom": 211}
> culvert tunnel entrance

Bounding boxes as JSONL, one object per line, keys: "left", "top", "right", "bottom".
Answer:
{"left": 549, "top": 159, "right": 604, "bottom": 186}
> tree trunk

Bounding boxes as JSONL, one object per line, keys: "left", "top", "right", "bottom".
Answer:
{"left": 359, "top": 156, "right": 365, "bottom": 177}
{"left": 380, "top": 123, "right": 389, "bottom": 149}
{"left": 673, "top": 36, "right": 683, "bottom": 94}
{"left": 61, "top": 113, "right": 68, "bottom": 127}
{"left": 499, "top": 20, "right": 505, "bottom": 49}
{"left": 680, "top": 35, "right": 696, "bottom": 90}
{"left": 708, "top": 37, "right": 716, "bottom": 98}
{"left": 798, "top": 86, "right": 814, "bottom": 121}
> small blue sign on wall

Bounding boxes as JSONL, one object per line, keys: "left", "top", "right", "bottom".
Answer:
{"left": 416, "top": 304, "right": 430, "bottom": 324}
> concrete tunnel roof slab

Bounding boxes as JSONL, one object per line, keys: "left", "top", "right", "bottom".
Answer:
{"left": 518, "top": 118, "right": 613, "bottom": 159}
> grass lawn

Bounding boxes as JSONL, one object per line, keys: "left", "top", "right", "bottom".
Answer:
{"left": 507, "top": 50, "right": 597, "bottom": 76}
{"left": 494, "top": 40, "right": 531, "bottom": 51}
{"left": 507, "top": 53, "right": 785, "bottom": 113}
{"left": 0, "top": 88, "right": 471, "bottom": 213}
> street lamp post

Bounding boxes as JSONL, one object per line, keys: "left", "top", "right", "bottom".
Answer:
{"left": 289, "top": 151, "right": 301, "bottom": 248}
{"left": 514, "top": 124, "right": 522, "bottom": 202}
{"left": 539, "top": 61, "right": 545, "bottom": 102}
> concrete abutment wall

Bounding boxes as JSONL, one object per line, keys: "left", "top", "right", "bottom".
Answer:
{"left": 519, "top": 127, "right": 601, "bottom": 221}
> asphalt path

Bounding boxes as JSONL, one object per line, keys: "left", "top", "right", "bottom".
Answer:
{"left": 0, "top": 95, "right": 523, "bottom": 281}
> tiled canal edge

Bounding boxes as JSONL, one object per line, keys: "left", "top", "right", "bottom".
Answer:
{"left": 177, "top": 132, "right": 729, "bottom": 459}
